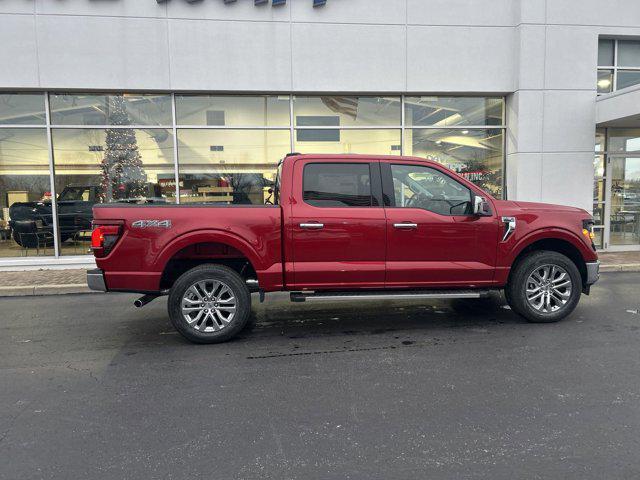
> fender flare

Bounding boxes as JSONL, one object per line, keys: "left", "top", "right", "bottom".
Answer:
{"left": 152, "top": 229, "right": 264, "bottom": 275}
{"left": 504, "top": 227, "right": 592, "bottom": 267}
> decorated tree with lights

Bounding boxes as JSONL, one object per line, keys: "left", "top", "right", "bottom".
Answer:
{"left": 98, "top": 95, "right": 146, "bottom": 202}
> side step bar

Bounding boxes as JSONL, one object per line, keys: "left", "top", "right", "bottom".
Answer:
{"left": 290, "top": 289, "right": 492, "bottom": 303}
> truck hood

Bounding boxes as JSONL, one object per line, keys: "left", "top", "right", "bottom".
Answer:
{"left": 493, "top": 199, "right": 589, "bottom": 216}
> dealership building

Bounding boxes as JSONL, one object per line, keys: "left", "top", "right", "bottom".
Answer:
{"left": 0, "top": 0, "right": 640, "bottom": 269}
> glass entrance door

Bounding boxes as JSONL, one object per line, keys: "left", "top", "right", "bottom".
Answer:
{"left": 609, "top": 155, "right": 640, "bottom": 246}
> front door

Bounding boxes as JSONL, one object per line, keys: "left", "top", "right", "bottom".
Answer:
{"left": 289, "top": 159, "right": 386, "bottom": 289}
{"left": 381, "top": 161, "right": 500, "bottom": 287}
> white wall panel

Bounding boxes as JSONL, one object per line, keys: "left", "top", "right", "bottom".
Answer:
{"left": 0, "top": 0, "right": 34, "bottom": 14}
{"left": 36, "top": 15, "right": 171, "bottom": 90}
{"left": 542, "top": 90, "right": 596, "bottom": 152}
{"left": 35, "top": 0, "right": 166, "bottom": 17}
{"left": 292, "top": 23, "right": 405, "bottom": 92}
{"left": 0, "top": 14, "right": 39, "bottom": 87}
{"left": 506, "top": 152, "right": 542, "bottom": 202}
{"left": 547, "top": 0, "right": 640, "bottom": 27}
{"left": 506, "top": 90, "right": 543, "bottom": 153}
{"left": 407, "top": 26, "right": 515, "bottom": 92}
{"left": 407, "top": 0, "right": 516, "bottom": 26}
{"left": 169, "top": 20, "right": 291, "bottom": 91}
{"left": 544, "top": 26, "right": 596, "bottom": 90}
{"left": 516, "top": 25, "right": 545, "bottom": 90}
{"left": 167, "top": 0, "right": 289, "bottom": 22}
{"left": 292, "top": 0, "right": 405, "bottom": 25}
{"left": 540, "top": 152, "right": 593, "bottom": 210}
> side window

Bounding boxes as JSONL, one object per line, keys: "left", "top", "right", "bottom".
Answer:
{"left": 390, "top": 164, "right": 472, "bottom": 215}
{"left": 303, "top": 163, "right": 374, "bottom": 207}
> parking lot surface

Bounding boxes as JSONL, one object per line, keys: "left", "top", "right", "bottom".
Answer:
{"left": 1, "top": 273, "right": 640, "bottom": 479}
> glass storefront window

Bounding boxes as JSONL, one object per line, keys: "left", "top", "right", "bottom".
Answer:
{"left": 598, "top": 39, "right": 615, "bottom": 66}
{"left": 618, "top": 40, "right": 640, "bottom": 67}
{"left": 293, "top": 96, "right": 401, "bottom": 127}
{"left": 404, "top": 96, "right": 504, "bottom": 127}
{"left": 608, "top": 129, "right": 640, "bottom": 153}
{"left": 0, "top": 92, "right": 507, "bottom": 259}
{"left": 404, "top": 128, "right": 504, "bottom": 198}
{"left": 616, "top": 71, "right": 640, "bottom": 91}
{"left": 52, "top": 127, "right": 174, "bottom": 255}
{"left": 295, "top": 129, "right": 401, "bottom": 156}
{"left": 609, "top": 155, "right": 640, "bottom": 246}
{"left": 0, "top": 93, "right": 46, "bottom": 125}
{"left": 0, "top": 128, "right": 52, "bottom": 257}
{"left": 49, "top": 93, "right": 172, "bottom": 126}
{"left": 176, "top": 95, "right": 290, "bottom": 127}
{"left": 177, "top": 129, "right": 290, "bottom": 205}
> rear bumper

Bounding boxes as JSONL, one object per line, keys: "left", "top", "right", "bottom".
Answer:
{"left": 87, "top": 268, "right": 107, "bottom": 292}
{"left": 585, "top": 261, "right": 600, "bottom": 285}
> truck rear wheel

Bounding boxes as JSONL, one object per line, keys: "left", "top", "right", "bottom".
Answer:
{"left": 505, "top": 250, "right": 582, "bottom": 323}
{"left": 168, "top": 264, "right": 251, "bottom": 344}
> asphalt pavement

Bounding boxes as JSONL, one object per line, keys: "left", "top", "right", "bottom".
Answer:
{"left": 1, "top": 273, "right": 640, "bottom": 479}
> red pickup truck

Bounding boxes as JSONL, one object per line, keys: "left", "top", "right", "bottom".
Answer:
{"left": 87, "top": 154, "right": 599, "bottom": 344}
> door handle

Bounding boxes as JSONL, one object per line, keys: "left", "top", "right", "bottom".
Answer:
{"left": 393, "top": 223, "right": 418, "bottom": 229}
{"left": 299, "top": 223, "right": 324, "bottom": 229}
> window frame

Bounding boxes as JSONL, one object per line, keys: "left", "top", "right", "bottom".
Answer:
{"left": 301, "top": 161, "right": 383, "bottom": 209}
{"left": 380, "top": 161, "right": 477, "bottom": 216}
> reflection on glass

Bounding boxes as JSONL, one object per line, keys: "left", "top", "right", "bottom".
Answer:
{"left": 52, "top": 125, "right": 174, "bottom": 255}
{"left": 616, "top": 70, "right": 640, "bottom": 91}
{"left": 595, "top": 129, "right": 606, "bottom": 152}
{"left": 618, "top": 40, "right": 640, "bottom": 67}
{"left": 0, "top": 128, "right": 52, "bottom": 256}
{"left": 593, "top": 227, "right": 604, "bottom": 249}
{"left": 50, "top": 93, "right": 172, "bottom": 126}
{"left": 0, "top": 93, "right": 46, "bottom": 125}
{"left": 608, "top": 129, "right": 640, "bottom": 152}
{"left": 597, "top": 70, "right": 614, "bottom": 94}
{"left": 598, "top": 39, "right": 615, "bottom": 66}
{"left": 405, "top": 128, "right": 504, "bottom": 198}
{"left": 176, "top": 95, "right": 290, "bottom": 126}
{"left": 404, "top": 96, "right": 503, "bottom": 127}
{"left": 295, "top": 129, "right": 401, "bottom": 156}
{"left": 177, "top": 129, "right": 290, "bottom": 205}
{"left": 294, "top": 96, "right": 401, "bottom": 127}
{"left": 609, "top": 156, "right": 640, "bottom": 245}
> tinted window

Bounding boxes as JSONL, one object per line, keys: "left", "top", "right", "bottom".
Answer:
{"left": 303, "top": 163, "right": 373, "bottom": 207}
{"left": 390, "top": 164, "right": 472, "bottom": 215}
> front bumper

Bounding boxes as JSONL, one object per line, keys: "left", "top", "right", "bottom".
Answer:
{"left": 585, "top": 261, "right": 600, "bottom": 285}
{"left": 87, "top": 268, "right": 107, "bottom": 292}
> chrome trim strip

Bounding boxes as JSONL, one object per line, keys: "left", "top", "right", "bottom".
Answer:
{"left": 291, "top": 291, "right": 489, "bottom": 302}
{"left": 501, "top": 216, "right": 516, "bottom": 241}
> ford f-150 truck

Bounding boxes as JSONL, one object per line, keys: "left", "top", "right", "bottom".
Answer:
{"left": 87, "top": 154, "right": 599, "bottom": 344}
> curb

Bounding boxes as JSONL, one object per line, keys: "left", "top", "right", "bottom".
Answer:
{"left": 0, "top": 266, "right": 638, "bottom": 297}
{"left": 599, "top": 264, "right": 640, "bottom": 273}
{"left": 0, "top": 284, "right": 96, "bottom": 297}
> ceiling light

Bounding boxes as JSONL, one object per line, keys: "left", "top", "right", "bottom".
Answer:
{"left": 461, "top": 130, "right": 469, "bottom": 135}
{"left": 597, "top": 78, "right": 611, "bottom": 88}
{"left": 435, "top": 140, "right": 442, "bottom": 145}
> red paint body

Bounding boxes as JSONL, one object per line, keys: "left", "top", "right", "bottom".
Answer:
{"left": 92, "top": 155, "right": 598, "bottom": 293}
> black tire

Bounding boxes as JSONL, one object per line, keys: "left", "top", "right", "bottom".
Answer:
{"left": 168, "top": 264, "right": 251, "bottom": 344}
{"left": 505, "top": 250, "right": 582, "bottom": 323}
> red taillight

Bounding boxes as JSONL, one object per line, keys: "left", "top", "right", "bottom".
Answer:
{"left": 91, "top": 225, "right": 121, "bottom": 255}
{"left": 91, "top": 227, "right": 105, "bottom": 249}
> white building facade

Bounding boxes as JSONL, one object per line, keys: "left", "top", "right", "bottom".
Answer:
{"left": 0, "top": 0, "right": 639, "bottom": 269}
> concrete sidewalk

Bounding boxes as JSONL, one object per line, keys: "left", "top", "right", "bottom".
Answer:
{"left": 0, "top": 251, "right": 638, "bottom": 296}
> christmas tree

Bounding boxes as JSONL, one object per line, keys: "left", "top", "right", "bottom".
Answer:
{"left": 98, "top": 95, "right": 147, "bottom": 202}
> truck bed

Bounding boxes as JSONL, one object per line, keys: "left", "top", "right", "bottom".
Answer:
{"left": 92, "top": 204, "right": 283, "bottom": 293}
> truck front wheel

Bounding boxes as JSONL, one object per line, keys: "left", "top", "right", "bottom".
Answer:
{"left": 505, "top": 251, "right": 582, "bottom": 323}
{"left": 168, "top": 264, "right": 251, "bottom": 344}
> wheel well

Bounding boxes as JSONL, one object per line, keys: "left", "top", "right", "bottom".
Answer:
{"left": 510, "top": 238, "right": 587, "bottom": 285}
{"left": 160, "top": 242, "right": 258, "bottom": 290}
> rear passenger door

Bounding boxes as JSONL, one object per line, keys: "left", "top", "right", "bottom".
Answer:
{"left": 289, "top": 159, "right": 386, "bottom": 289}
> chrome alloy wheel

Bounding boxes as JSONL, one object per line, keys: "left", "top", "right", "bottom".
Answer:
{"left": 525, "top": 264, "right": 572, "bottom": 313}
{"left": 181, "top": 280, "right": 237, "bottom": 332}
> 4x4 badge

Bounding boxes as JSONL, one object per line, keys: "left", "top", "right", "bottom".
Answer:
{"left": 131, "top": 220, "right": 172, "bottom": 229}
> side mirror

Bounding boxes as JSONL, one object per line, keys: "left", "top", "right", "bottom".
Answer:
{"left": 473, "top": 195, "right": 491, "bottom": 216}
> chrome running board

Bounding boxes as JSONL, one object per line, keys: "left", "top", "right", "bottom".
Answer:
{"left": 290, "top": 289, "right": 492, "bottom": 303}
